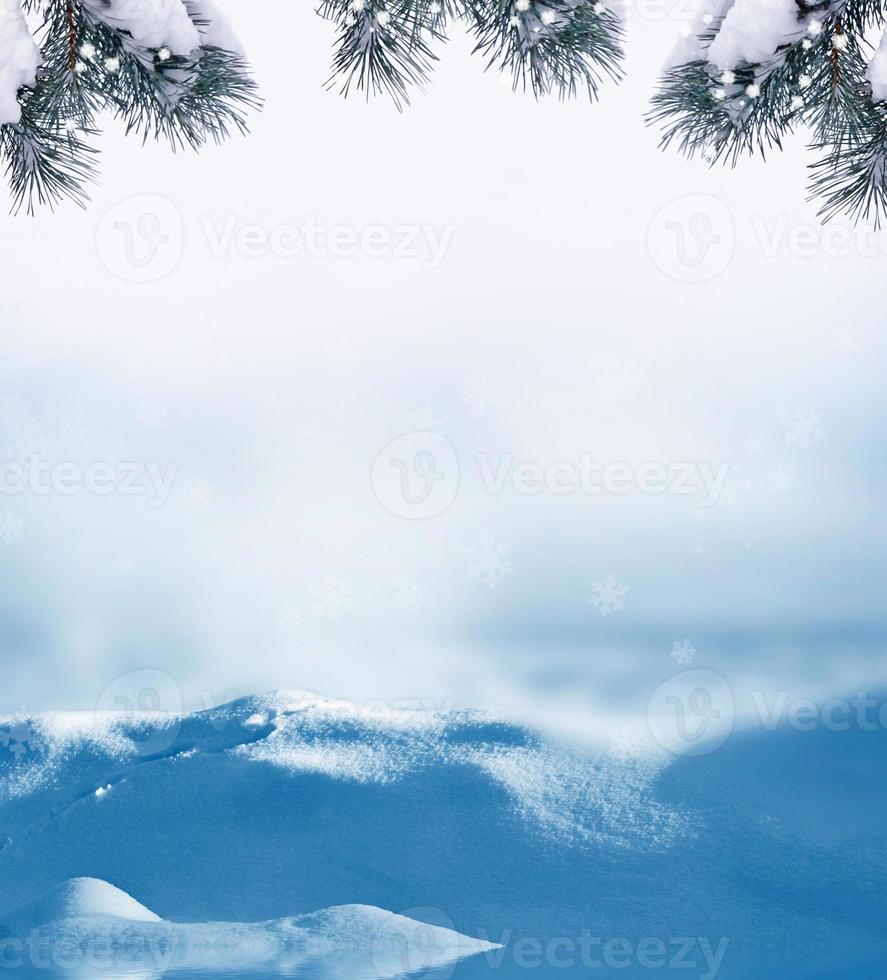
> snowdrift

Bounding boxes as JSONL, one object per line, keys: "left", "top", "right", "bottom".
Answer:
{"left": 1, "top": 690, "right": 886, "bottom": 978}
{"left": 0, "top": 876, "right": 498, "bottom": 977}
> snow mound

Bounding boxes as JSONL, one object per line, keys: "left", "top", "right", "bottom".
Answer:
{"left": 0, "top": 877, "right": 161, "bottom": 932}
{"left": 0, "top": 880, "right": 498, "bottom": 977}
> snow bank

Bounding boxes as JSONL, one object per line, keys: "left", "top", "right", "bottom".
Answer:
{"left": 1, "top": 877, "right": 161, "bottom": 933}
{"left": 2, "top": 689, "right": 886, "bottom": 976}
{"left": 0, "top": 879, "right": 498, "bottom": 977}
{"left": 0, "top": 0, "right": 41, "bottom": 125}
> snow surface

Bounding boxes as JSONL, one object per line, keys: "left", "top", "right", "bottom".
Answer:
{"left": 1, "top": 691, "right": 886, "bottom": 978}
{"left": 80, "top": 0, "right": 200, "bottom": 57}
{"left": 706, "top": 0, "right": 801, "bottom": 71}
{"left": 0, "top": 878, "right": 498, "bottom": 976}
{"left": 868, "top": 29, "right": 887, "bottom": 102}
{"left": 0, "top": 0, "right": 41, "bottom": 125}
{"left": 0, "top": 878, "right": 161, "bottom": 932}
{"left": 189, "top": 0, "right": 245, "bottom": 55}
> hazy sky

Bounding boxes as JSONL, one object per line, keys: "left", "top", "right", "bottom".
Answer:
{"left": 1, "top": 2, "right": 885, "bottom": 736}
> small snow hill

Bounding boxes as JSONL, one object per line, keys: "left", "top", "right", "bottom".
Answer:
{"left": 0, "top": 877, "right": 500, "bottom": 977}
{"left": 0, "top": 877, "right": 161, "bottom": 934}
{"left": 1, "top": 690, "right": 886, "bottom": 979}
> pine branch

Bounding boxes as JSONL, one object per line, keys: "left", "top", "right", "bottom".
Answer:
{"left": 1, "top": 0, "right": 259, "bottom": 213}
{"left": 649, "top": 0, "right": 887, "bottom": 224}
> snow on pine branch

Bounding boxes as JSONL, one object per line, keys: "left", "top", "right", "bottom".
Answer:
{"left": 0, "top": 0, "right": 258, "bottom": 212}
{"left": 0, "top": 0, "right": 41, "bottom": 124}
{"left": 867, "top": 28, "right": 887, "bottom": 101}
{"left": 651, "top": 0, "right": 887, "bottom": 223}
{"left": 318, "top": 0, "right": 625, "bottom": 108}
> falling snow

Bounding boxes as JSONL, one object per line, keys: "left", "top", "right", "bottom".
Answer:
{"left": 465, "top": 532, "right": 514, "bottom": 588}
{"left": 588, "top": 574, "right": 630, "bottom": 617}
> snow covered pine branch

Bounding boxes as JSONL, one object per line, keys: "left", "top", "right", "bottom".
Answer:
{"left": 318, "top": 0, "right": 625, "bottom": 110}
{"left": 650, "top": 0, "right": 887, "bottom": 223}
{"left": 0, "top": 0, "right": 258, "bottom": 213}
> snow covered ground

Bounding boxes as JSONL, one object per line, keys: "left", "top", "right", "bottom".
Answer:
{"left": 0, "top": 877, "right": 498, "bottom": 978}
{"left": 1, "top": 693, "right": 885, "bottom": 979}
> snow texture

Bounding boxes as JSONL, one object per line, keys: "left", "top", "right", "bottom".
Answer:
{"left": 189, "top": 0, "right": 244, "bottom": 54}
{"left": 0, "top": 878, "right": 497, "bottom": 976}
{"left": 1, "top": 691, "right": 886, "bottom": 978}
{"left": 706, "top": 0, "right": 801, "bottom": 71}
{"left": 868, "top": 29, "right": 887, "bottom": 102}
{"left": 82, "top": 0, "right": 201, "bottom": 57}
{"left": 666, "top": 0, "right": 736, "bottom": 68}
{"left": 0, "top": 0, "right": 41, "bottom": 125}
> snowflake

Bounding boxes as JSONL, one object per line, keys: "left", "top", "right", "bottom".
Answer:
{"left": 632, "top": 331, "right": 669, "bottom": 359}
{"left": 407, "top": 408, "right": 448, "bottom": 448}
{"left": 137, "top": 401, "right": 170, "bottom": 431}
{"left": 608, "top": 723, "right": 645, "bottom": 760}
{"left": 309, "top": 576, "right": 355, "bottom": 620}
{"left": 778, "top": 405, "right": 824, "bottom": 450}
{"left": 276, "top": 602, "right": 303, "bottom": 632}
{"left": 716, "top": 482, "right": 739, "bottom": 507}
{"left": 0, "top": 396, "right": 44, "bottom": 460}
{"left": 460, "top": 373, "right": 503, "bottom": 419}
{"left": 592, "top": 365, "right": 643, "bottom": 408}
{"left": 588, "top": 573, "right": 630, "bottom": 616}
{"left": 745, "top": 433, "right": 766, "bottom": 456}
{"left": 393, "top": 572, "right": 425, "bottom": 612}
{"left": 0, "top": 720, "right": 45, "bottom": 761}
{"left": 670, "top": 638, "right": 696, "bottom": 666}
{"left": 687, "top": 502, "right": 706, "bottom": 522}
{"left": 832, "top": 327, "right": 860, "bottom": 355}
{"left": 58, "top": 416, "right": 98, "bottom": 457}
{"left": 464, "top": 532, "right": 514, "bottom": 588}
{"left": 0, "top": 513, "right": 25, "bottom": 545}
{"left": 767, "top": 463, "right": 797, "bottom": 495}
{"left": 182, "top": 477, "right": 215, "bottom": 511}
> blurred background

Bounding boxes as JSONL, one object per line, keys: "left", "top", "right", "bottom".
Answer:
{"left": 0, "top": 0, "right": 885, "bottom": 741}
